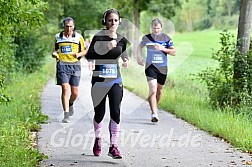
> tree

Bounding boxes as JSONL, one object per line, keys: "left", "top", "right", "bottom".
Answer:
{"left": 0, "top": 0, "right": 47, "bottom": 103}
{"left": 179, "top": 0, "right": 208, "bottom": 31}
{"left": 234, "top": 0, "right": 252, "bottom": 96}
{"left": 147, "top": 0, "right": 181, "bottom": 19}
{"left": 236, "top": 0, "right": 252, "bottom": 54}
{"left": 0, "top": 0, "right": 47, "bottom": 75}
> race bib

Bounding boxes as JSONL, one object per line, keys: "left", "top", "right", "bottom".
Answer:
{"left": 152, "top": 54, "right": 163, "bottom": 63}
{"left": 99, "top": 64, "right": 117, "bottom": 78}
{"left": 61, "top": 45, "right": 72, "bottom": 54}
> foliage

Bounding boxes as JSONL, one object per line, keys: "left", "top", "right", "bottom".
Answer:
{"left": 179, "top": 0, "right": 209, "bottom": 32}
{"left": 0, "top": 122, "right": 46, "bottom": 166}
{"left": 0, "top": 38, "right": 17, "bottom": 76}
{"left": 0, "top": 1, "right": 51, "bottom": 164}
{"left": 233, "top": 39, "right": 252, "bottom": 107}
{"left": 0, "top": 0, "right": 48, "bottom": 70}
{"left": 0, "top": 0, "right": 48, "bottom": 105}
{"left": 0, "top": 0, "right": 46, "bottom": 37}
{"left": 197, "top": 31, "right": 252, "bottom": 108}
{"left": 0, "top": 58, "right": 55, "bottom": 166}
{"left": 0, "top": 0, "right": 48, "bottom": 44}
{"left": 147, "top": 0, "right": 180, "bottom": 19}
{"left": 47, "top": 0, "right": 181, "bottom": 36}
{"left": 109, "top": 0, "right": 136, "bottom": 20}
{"left": 43, "top": 0, "right": 115, "bottom": 33}
{"left": 14, "top": 30, "right": 47, "bottom": 73}
{"left": 194, "top": 17, "right": 212, "bottom": 30}
{"left": 42, "top": 0, "right": 241, "bottom": 35}
{"left": 0, "top": 76, "right": 10, "bottom": 105}
{"left": 41, "top": 0, "right": 64, "bottom": 33}
{"left": 210, "top": 0, "right": 239, "bottom": 17}
{"left": 171, "top": 0, "right": 240, "bottom": 32}
{"left": 213, "top": 15, "right": 239, "bottom": 30}
{"left": 209, "top": 0, "right": 239, "bottom": 29}
{"left": 0, "top": 39, "right": 16, "bottom": 104}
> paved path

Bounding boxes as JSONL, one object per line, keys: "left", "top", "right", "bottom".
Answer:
{"left": 38, "top": 61, "right": 251, "bottom": 167}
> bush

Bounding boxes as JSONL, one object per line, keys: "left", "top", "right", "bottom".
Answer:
{"left": 0, "top": 75, "right": 10, "bottom": 104}
{"left": 197, "top": 31, "right": 252, "bottom": 108}
{"left": 213, "top": 15, "right": 239, "bottom": 30}
{"left": 14, "top": 31, "right": 47, "bottom": 73}
{"left": 194, "top": 17, "right": 212, "bottom": 31}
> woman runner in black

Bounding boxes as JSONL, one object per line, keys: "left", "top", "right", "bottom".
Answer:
{"left": 85, "top": 8, "right": 129, "bottom": 159}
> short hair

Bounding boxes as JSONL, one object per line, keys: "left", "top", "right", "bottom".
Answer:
{"left": 151, "top": 18, "right": 162, "bottom": 27}
{"left": 63, "top": 17, "right": 74, "bottom": 26}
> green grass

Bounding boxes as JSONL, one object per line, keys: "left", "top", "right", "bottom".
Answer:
{"left": 170, "top": 29, "right": 231, "bottom": 76}
{"left": 122, "top": 28, "right": 252, "bottom": 153}
{"left": 0, "top": 57, "right": 55, "bottom": 166}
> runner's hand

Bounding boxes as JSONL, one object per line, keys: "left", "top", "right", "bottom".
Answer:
{"left": 137, "top": 57, "right": 144, "bottom": 66}
{"left": 73, "top": 53, "right": 80, "bottom": 58}
{"left": 108, "top": 40, "right": 117, "bottom": 50}
{"left": 154, "top": 43, "right": 164, "bottom": 51}
{"left": 52, "top": 52, "right": 59, "bottom": 59}
{"left": 122, "top": 59, "right": 129, "bottom": 68}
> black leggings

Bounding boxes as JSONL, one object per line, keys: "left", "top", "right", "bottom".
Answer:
{"left": 91, "top": 84, "right": 123, "bottom": 124}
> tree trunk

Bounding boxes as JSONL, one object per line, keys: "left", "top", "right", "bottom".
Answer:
{"left": 236, "top": 0, "right": 252, "bottom": 54}
{"left": 234, "top": 0, "right": 252, "bottom": 100}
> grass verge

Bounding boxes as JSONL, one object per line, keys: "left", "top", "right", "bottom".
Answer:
{"left": 0, "top": 58, "right": 55, "bottom": 166}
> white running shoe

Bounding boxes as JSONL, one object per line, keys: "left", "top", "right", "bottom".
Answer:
{"left": 151, "top": 113, "right": 159, "bottom": 122}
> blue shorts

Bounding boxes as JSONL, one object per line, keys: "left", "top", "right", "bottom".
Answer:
{"left": 56, "top": 61, "right": 81, "bottom": 86}
{"left": 145, "top": 64, "right": 167, "bottom": 85}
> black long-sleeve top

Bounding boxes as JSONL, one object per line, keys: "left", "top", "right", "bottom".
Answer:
{"left": 86, "top": 30, "right": 129, "bottom": 86}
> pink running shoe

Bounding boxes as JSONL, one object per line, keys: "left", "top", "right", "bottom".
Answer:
{"left": 108, "top": 145, "right": 122, "bottom": 159}
{"left": 93, "top": 138, "right": 102, "bottom": 156}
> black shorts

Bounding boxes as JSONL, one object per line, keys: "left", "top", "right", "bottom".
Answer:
{"left": 56, "top": 61, "right": 81, "bottom": 86}
{"left": 145, "top": 64, "right": 167, "bottom": 85}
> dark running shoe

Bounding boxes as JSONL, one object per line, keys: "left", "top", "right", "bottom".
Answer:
{"left": 69, "top": 103, "right": 74, "bottom": 116}
{"left": 108, "top": 145, "right": 122, "bottom": 159}
{"left": 93, "top": 137, "right": 102, "bottom": 156}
